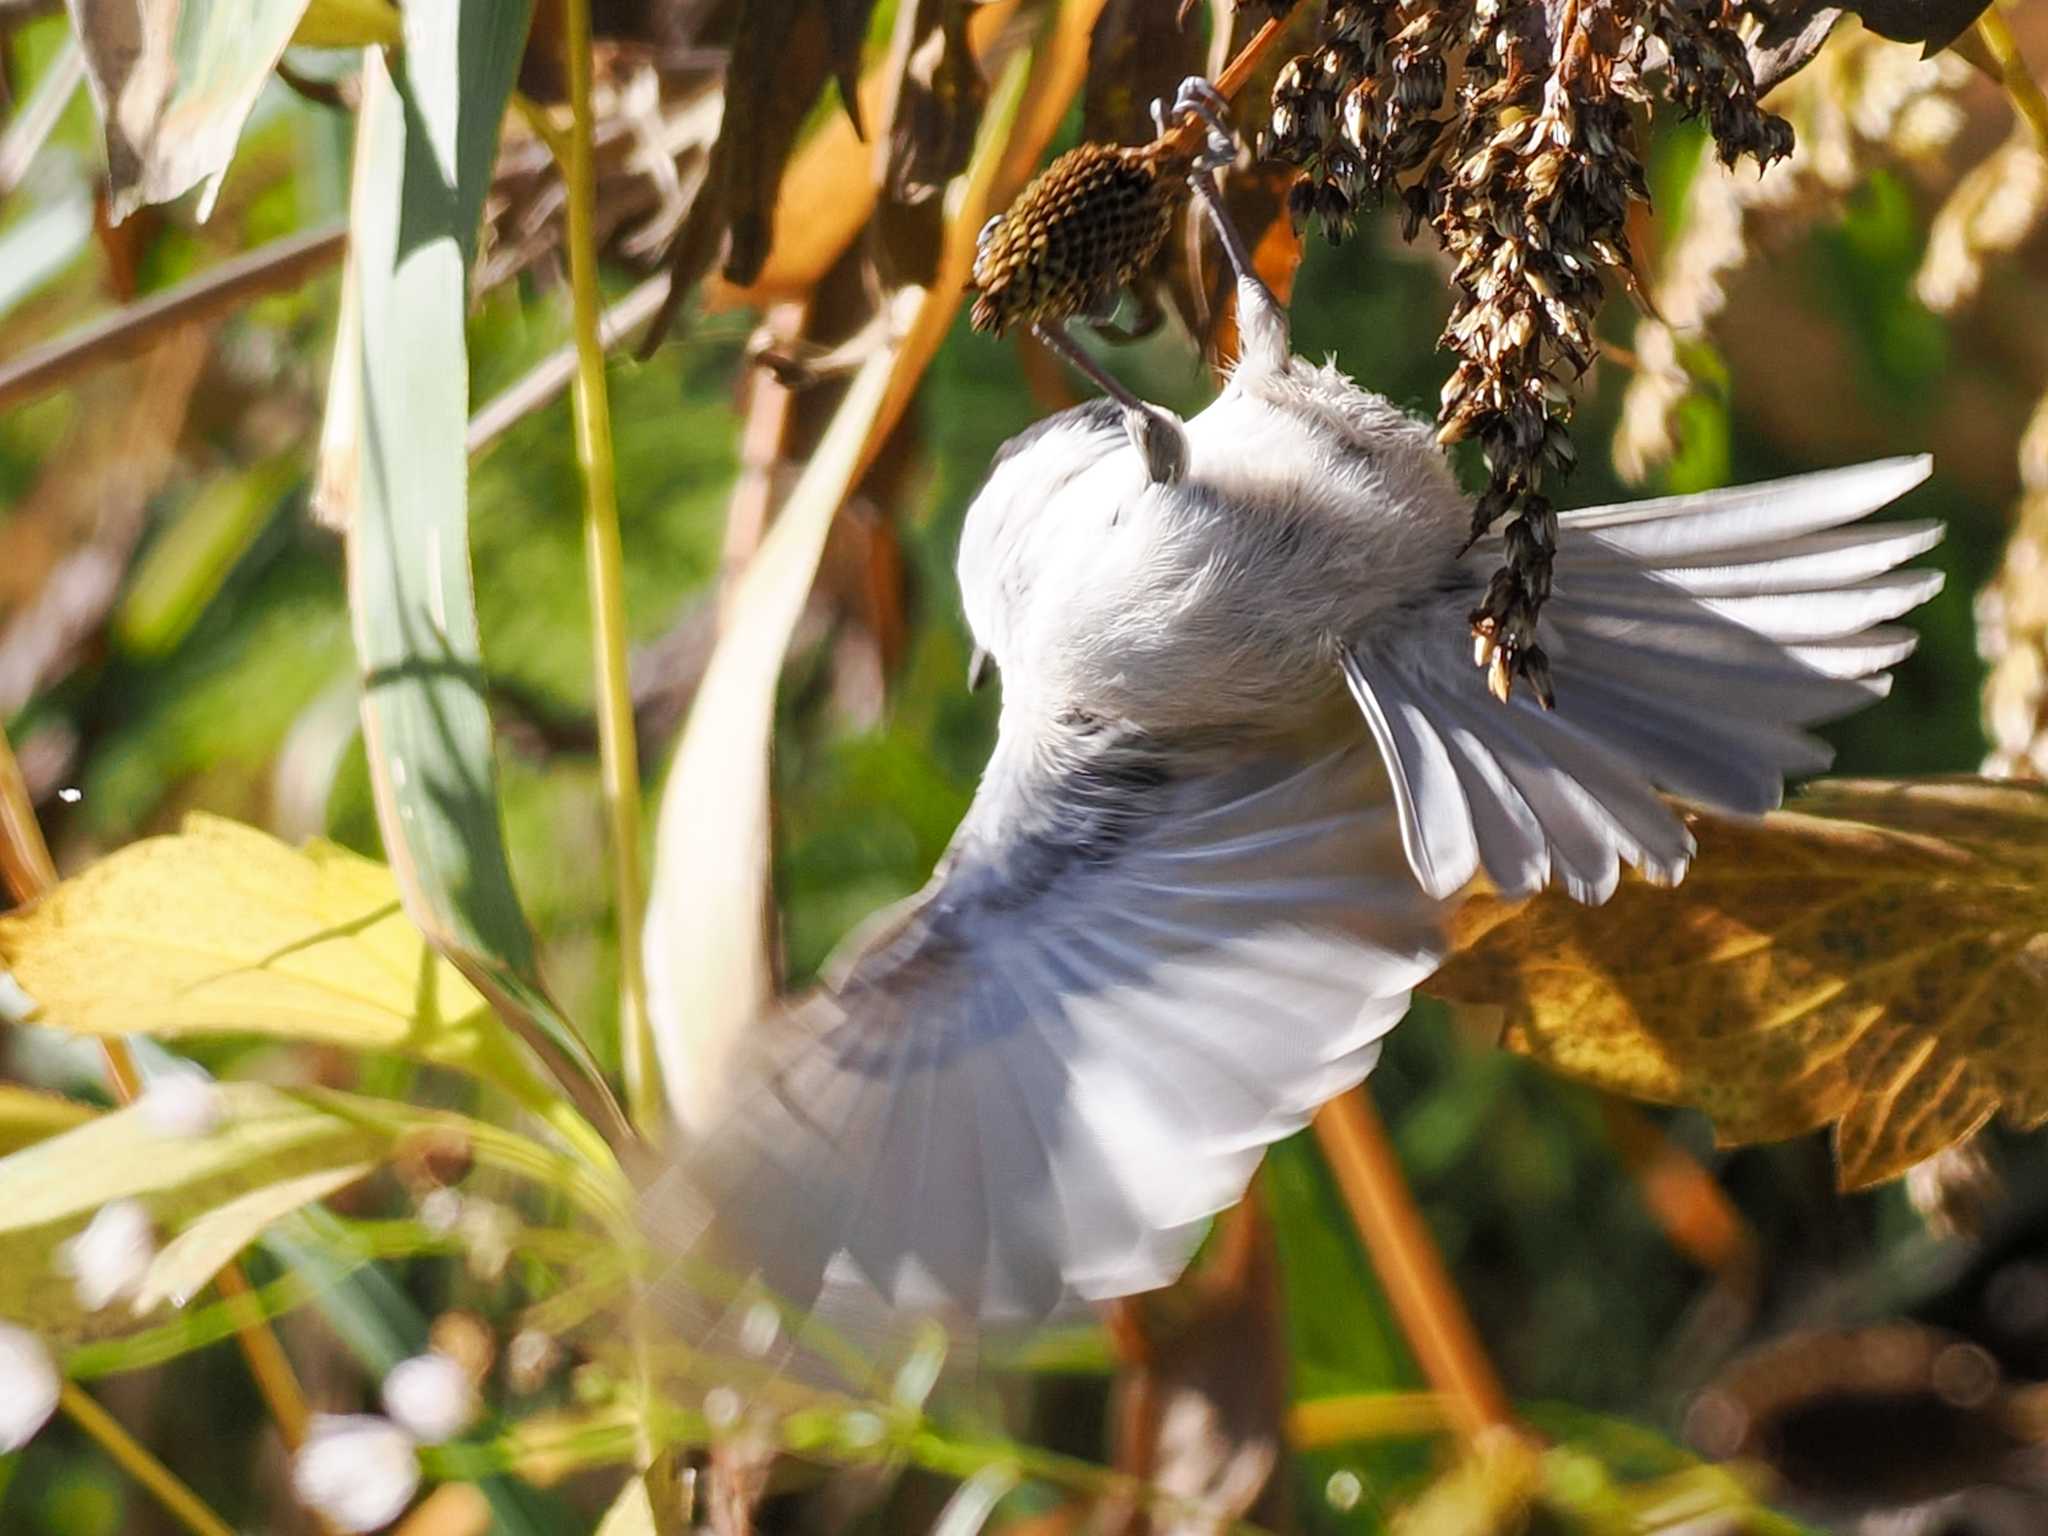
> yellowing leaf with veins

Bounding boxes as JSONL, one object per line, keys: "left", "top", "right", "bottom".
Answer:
{"left": 1424, "top": 778, "right": 2048, "bottom": 1189}
{"left": 0, "top": 812, "right": 496, "bottom": 1067}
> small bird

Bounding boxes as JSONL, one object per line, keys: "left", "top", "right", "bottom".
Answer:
{"left": 647, "top": 90, "right": 1944, "bottom": 1330}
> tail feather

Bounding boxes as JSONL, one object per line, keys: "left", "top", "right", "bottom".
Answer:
{"left": 1568, "top": 519, "right": 1942, "bottom": 593}
{"left": 1351, "top": 456, "right": 1940, "bottom": 902}
{"left": 1552, "top": 457, "right": 1933, "bottom": 553}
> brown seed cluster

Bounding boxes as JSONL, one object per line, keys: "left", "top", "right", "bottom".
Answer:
{"left": 1266, "top": 0, "right": 1791, "bottom": 703}
{"left": 969, "top": 141, "right": 1189, "bottom": 336}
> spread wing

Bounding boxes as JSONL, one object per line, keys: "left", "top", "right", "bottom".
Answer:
{"left": 662, "top": 721, "right": 1443, "bottom": 1324}
{"left": 1344, "top": 457, "right": 1942, "bottom": 904}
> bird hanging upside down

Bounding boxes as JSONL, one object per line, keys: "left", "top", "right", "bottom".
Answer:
{"left": 645, "top": 81, "right": 1944, "bottom": 1330}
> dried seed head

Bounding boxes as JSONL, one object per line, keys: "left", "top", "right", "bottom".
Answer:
{"left": 968, "top": 143, "right": 1183, "bottom": 336}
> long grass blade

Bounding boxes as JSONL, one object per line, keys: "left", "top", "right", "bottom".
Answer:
{"left": 332, "top": 3, "right": 631, "bottom": 1155}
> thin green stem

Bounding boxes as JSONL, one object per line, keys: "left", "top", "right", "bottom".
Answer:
{"left": 559, "top": 0, "right": 657, "bottom": 1136}
{"left": 60, "top": 1382, "right": 238, "bottom": 1536}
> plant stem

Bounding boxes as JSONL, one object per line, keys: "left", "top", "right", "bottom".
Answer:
{"left": 1288, "top": 1392, "right": 1453, "bottom": 1447}
{"left": 559, "top": 0, "right": 657, "bottom": 1135}
{"left": 0, "top": 225, "right": 345, "bottom": 414}
{"left": 1312, "top": 1088, "right": 1515, "bottom": 1442}
{"left": 1978, "top": 7, "right": 2048, "bottom": 153}
{"left": 59, "top": 1382, "right": 238, "bottom": 1536}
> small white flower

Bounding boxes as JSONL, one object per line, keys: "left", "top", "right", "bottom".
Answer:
{"left": 291, "top": 1414, "right": 420, "bottom": 1532}
{"left": 138, "top": 1070, "right": 224, "bottom": 1138}
{"left": 416, "top": 1188, "right": 463, "bottom": 1235}
{"left": 381, "top": 1352, "right": 478, "bottom": 1443}
{"left": 58, "top": 1199, "right": 156, "bottom": 1312}
{"left": 0, "top": 1323, "right": 59, "bottom": 1451}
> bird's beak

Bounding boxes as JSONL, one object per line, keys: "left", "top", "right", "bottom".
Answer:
{"left": 967, "top": 646, "right": 992, "bottom": 692}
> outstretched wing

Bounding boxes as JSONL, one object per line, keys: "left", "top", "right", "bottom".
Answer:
{"left": 1345, "top": 457, "right": 1942, "bottom": 904}
{"left": 661, "top": 721, "right": 1442, "bottom": 1324}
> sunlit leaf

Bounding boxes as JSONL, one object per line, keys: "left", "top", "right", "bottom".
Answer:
{"left": 69, "top": 0, "right": 314, "bottom": 221}
{"left": 0, "top": 1082, "right": 385, "bottom": 1339}
{"left": 333, "top": 4, "right": 627, "bottom": 1149}
{"left": 1426, "top": 778, "right": 2048, "bottom": 1189}
{"left": 645, "top": 339, "right": 898, "bottom": 1131}
{"left": 0, "top": 812, "right": 495, "bottom": 1067}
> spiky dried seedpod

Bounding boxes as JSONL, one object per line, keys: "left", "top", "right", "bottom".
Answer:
{"left": 969, "top": 141, "right": 1191, "bottom": 336}
{"left": 1265, "top": 0, "right": 1793, "bottom": 702}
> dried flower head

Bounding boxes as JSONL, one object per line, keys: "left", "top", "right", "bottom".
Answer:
{"left": 138, "top": 1067, "right": 224, "bottom": 1139}
{"left": 969, "top": 140, "right": 1190, "bottom": 336}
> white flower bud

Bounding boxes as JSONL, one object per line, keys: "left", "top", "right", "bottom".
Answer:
{"left": 58, "top": 1199, "right": 156, "bottom": 1312}
{"left": 0, "top": 1323, "right": 59, "bottom": 1451}
{"left": 138, "top": 1070, "right": 224, "bottom": 1138}
{"left": 381, "top": 1352, "right": 478, "bottom": 1443}
{"left": 292, "top": 1414, "right": 420, "bottom": 1532}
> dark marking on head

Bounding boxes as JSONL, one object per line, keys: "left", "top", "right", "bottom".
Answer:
{"left": 988, "top": 397, "right": 1126, "bottom": 475}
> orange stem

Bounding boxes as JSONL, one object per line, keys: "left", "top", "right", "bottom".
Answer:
{"left": 1312, "top": 1088, "right": 1515, "bottom": 1443}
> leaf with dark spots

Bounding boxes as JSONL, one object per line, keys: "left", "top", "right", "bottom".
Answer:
{"left": 1425, "top": 779, "right": 2048, "bottom": 1191}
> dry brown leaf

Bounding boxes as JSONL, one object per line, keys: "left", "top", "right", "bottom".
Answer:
{"left": 1080, "top": 0, "right": 1204, "bottom": 146}
{"left": 875, "top": 0, "right": 986, "bottom": 286}
{"left": 69, "top": 0, "right": 314, "bottom": 222}
{"left": 656, "top": 0, "right": 877, "bottom": 303}
{"left": 1425, "top": 778, "right": 2048, "bottom": 1190}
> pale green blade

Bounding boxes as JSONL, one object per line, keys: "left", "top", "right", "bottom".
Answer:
{"left": 336, "top": 3, "right": 628, "bottom": 1147}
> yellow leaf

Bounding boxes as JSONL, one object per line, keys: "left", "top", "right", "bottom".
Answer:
{"left": 0, "top": 813, "right": 499, "bottom": 1073}
{"left": 1425, "top": 778, "right": 2048, "bottom": 1188}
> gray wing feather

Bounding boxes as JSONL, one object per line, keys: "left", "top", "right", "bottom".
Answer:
{"left": 1350, "top": 457, "right": 1942, "bottom": 902}
{"left": 667, "top": 729, "right": 1441, "bottom": 1324}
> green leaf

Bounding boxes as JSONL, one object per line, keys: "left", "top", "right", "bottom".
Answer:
{"left": 328, "top": 3, "right": 627, "bottom": 1150}
{"left": 0, "top": 1082, "right": 384, "bottom": 1340}
{"left": 115, "top": 453, "right": 300, "bottom": 658}
{"left": 69, "top": 0, "right": 315, "bottom": 221}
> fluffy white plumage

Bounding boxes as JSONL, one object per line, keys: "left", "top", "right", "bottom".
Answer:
{"left": 647, "top": 254, "right": 1941, "bottom": 1329}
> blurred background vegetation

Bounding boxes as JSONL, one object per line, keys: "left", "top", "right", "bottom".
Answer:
{"left": 5, "top": 0, "right": 2048, "bottom": 1531}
